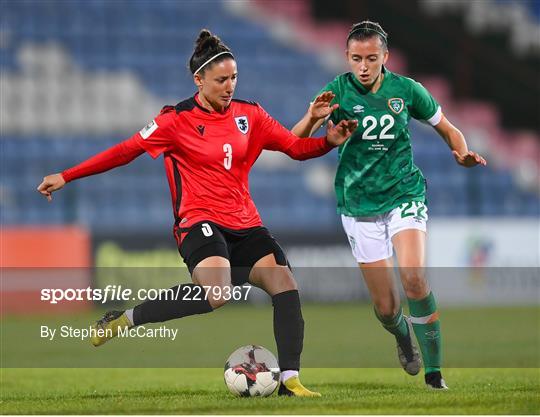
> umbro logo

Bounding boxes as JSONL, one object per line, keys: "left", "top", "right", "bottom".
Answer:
{"left": 197, "top": 125, "right": 205, "bottom": 135}
{"left": 425, "top": 330, "right": 440, "bottom": 340}
{"left": 348, "top": 235, "right": 356, "bottom": 250}
{"left": 353, "top": 104, "right": 364, "bottom": 113}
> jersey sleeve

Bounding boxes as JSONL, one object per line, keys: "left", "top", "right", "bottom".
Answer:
{"left": 133, "top": 108, "right": 177, "bottom": 158}
{"left": 409, "top": 80, "right": 442, "bottom": 126}
{"left": 61, "top": 136, "right": 145, "bottom": 182}
{"left": 255, "top": 105, "right": 334, "bottom": 160}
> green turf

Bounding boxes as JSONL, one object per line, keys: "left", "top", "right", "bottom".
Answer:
{"left": 1, "top": 368, "right": 539, "bottom": 414}
{"left": 2, "top": 304, "right": 539, "bottom": 367}
{"left": 1, "top": 304, "right": 539, "bottom": 414}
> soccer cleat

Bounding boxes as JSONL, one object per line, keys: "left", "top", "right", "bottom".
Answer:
{"left": 425, "top": 371, "right": 449, "bottom": 390}
{"left": 396, "top": 316, "right": 421, "bottom": 375}
{"left": 90, "top": 310, "right": 131, "bottom": 347}
{"left": 278, "top": 376, "right": 321, "bottom": 397}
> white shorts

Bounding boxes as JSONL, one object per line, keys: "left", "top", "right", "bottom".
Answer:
{"left": 341, "top": 201, "right": 428, "bottom": 263}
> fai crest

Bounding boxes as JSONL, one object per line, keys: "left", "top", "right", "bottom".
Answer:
{"left": 388, "top": 98, "right": 404, "bottom": 115}
{"left": 234, "top": 116, "right": 249, "bottom": 134}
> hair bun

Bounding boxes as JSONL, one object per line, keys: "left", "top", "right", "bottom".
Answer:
{"left": 188, "top": 29, "right": 233, "bottom": 74}
{"left": 195, "top": 29, "right": 220, "bottom": 55}
{"left": 197, "top": 29, "right": 212, "bottom": 42}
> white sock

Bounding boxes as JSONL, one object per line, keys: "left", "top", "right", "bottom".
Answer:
{"left": 124, "top": 309, "right": 134, "bottom": 327}
{"left": 281, "top": 370, "right": 299, "bottom": 383}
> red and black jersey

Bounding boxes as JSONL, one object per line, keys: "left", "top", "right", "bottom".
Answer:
{"left": 62, "top": 94, "right": 334, "bottom": 233}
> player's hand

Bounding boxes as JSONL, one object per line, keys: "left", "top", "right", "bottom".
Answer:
{"left": 309, "top": 91, "right": 339, "bottom": 121}
{"left": 452, "top": 150, "right": 487, "bottom": 168}
{"left": 37, "top": 173, "right": 66, "bottom": 202}
{"left": 326, "top": 119, "right": 358, "bottom": 147}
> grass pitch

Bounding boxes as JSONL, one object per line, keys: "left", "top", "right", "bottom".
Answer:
{"left": 2, "top": 368, "right": 539, "bottom": 414}
{"left": 1, "top": 304, "right": 539, "bottom": 414}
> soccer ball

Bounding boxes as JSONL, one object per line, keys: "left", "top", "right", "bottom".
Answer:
{"left": 224, "top": 345, "right": 280, "bottom": 397}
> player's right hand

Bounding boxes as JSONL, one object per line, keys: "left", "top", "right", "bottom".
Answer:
{"left": 308, "top": 91, "right": 339, "bottom": 121}
{"left": 37, "top": 173, "right": 66, "bottom": 202}
{"left": 326, "top": 119, "right": 358, "bottom": 146}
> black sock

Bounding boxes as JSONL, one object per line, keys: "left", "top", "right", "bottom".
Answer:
{"left": 272, "top": 289, "right": 304, "bottom": 371}
{"left": 132, "top": 284, "right": 213, "bottom": 325}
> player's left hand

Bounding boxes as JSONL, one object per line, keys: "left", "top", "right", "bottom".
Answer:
{"left": 452, "top": 150, "right": 487, "bottom": 167}
{"left": 326, "top": 119, "right": 358, "bottom": 147}
{"left": 37, "top": 173, "right": 66, "bottom": 202}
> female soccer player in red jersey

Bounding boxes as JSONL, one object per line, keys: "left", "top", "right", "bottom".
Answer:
{"left": 37, "top": 29, "right": 358, "bottom": 397}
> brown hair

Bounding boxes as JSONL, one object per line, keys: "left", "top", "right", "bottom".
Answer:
{"left": 347, "top": 21, "right": 388, "bottom": 49}
{"left": 188, "top": 29, "right": 234, "bottom": 75}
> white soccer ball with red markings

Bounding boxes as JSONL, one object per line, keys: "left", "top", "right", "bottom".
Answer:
{"left": 224, "top": 345, "right": 280, "bottom": 397}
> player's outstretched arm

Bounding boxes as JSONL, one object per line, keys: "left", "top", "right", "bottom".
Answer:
{"left": 434, "top": 115, "right": 487, "bottom": 168}
{"left": 265, "top": 118, "right": 357, "bottom": 161}
{"left": 292, "top": 91, "right": 339, "bottom": 138}
{"left": 260, "top": 103, "right": 355, "bottom": 160}
{"left": 36, "top": 137, "right": 145, "bottom": 202}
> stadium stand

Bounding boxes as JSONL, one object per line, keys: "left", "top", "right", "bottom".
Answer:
{"left": 421, "top": 0, "right": 540, "bottom": 55}
{"left": 1, "top": 0, "right": 538, "bottom": 237}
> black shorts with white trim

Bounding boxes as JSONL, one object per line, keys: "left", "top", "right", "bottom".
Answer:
{"left": 177, "top": 221, "right": 288, "bottom": 285}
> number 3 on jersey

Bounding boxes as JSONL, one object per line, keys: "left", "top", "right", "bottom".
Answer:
{"left": 223, "top": 143, "right": 232, "bottom": 170}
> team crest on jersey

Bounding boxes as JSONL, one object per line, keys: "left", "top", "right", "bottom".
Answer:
{"left": 388, "top": 98, "right": 404, "bottom": 115}
{"left": 234, "top": 116, "right": 249, "bottom": 134}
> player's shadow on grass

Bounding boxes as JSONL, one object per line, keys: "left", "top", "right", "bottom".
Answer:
{"left": 319, "top": 382, "right": 408, "bottom": 392}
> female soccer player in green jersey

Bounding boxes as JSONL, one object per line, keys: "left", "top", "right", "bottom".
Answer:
{"left": 293, "top": 21, "right": 487, "bottom": 389}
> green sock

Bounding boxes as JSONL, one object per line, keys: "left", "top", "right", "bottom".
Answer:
{"left": 374, "top": 307, "right": 410, "bottom": 344}
{"left": 408, "top": 292, "right": 442, "bottom": 374}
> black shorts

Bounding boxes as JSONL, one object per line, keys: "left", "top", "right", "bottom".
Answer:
{"left": 177, "top": 221, "right": 288, "bottom": 286}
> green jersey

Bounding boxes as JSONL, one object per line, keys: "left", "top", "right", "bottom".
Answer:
{"left": 318, "top": 68, "right": 441, "bottom": 217}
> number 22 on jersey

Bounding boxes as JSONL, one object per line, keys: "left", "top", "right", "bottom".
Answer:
{"left": 361, "top": 115, "right": 395, "bottom": 140}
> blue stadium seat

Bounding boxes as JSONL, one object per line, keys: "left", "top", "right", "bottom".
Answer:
{"left": 1, "top": 1, "right": 538, "bottom": 232}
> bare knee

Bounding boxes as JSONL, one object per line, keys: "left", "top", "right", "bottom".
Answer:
{"left": 401, "top": 269, "right": 428, "bottom": 299}
{"left": 250, "top": 254, "right": 297, "bottom": 296}
{"left": 206, "top": 285, "right": 232, "bottom": 309}
{"left": 274, "top": 270, "right": 297, "bottom": 293}
{"left": 192, "top": 257, "right": 232, "bottom": 309}
{"left": 261, "top": 269, "right": 298, "bottom": 296}
{"left": 373, "top": 298, "right": 400, "bottom": 318}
